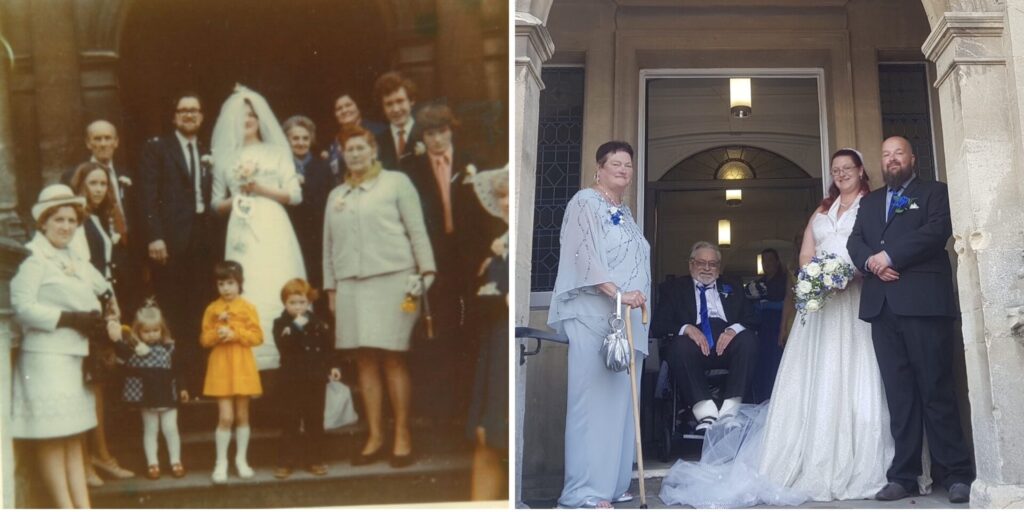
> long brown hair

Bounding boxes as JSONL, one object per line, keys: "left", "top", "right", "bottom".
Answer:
{"left": 70, "top": 162, "right": 128, "bottom": 243}
{"left": 821, "top": 148, "right": 871, "bottom": 211}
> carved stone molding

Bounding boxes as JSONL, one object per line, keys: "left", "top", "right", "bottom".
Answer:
{"left": 922, "top": 12, "right": 1006, "bottom": 87}
{"left": 516, "top": 12, "right": 555, "bottom": 90}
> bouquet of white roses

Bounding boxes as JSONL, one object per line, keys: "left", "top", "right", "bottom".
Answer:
{"left": 234, "top": 158, "right": 259, "bottom": 186}
{"left": 794, "top": 252, "right": 854, "bottom": 324}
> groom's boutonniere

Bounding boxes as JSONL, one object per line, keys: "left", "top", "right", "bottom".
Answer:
{"left": 720, "top": 284, "right": 733, "bottom": 298}
{"left": 608, "top": 206, "right": 622, "bottom": 225}
{"left": 893, "top": 196, "right": 918, "bottom": 214}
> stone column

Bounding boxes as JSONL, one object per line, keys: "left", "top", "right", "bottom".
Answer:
{"left": 514, "top": 8, "right": 553, "bottom": 507}
{"left": 29, "top": 0, "right": 84, "bottom": 184}
{"left": 923, "top": 9, "right": 1024, "bottom": 507}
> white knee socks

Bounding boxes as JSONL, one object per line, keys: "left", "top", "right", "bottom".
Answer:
{"left": 234, "top": 425, "right": 253, "bottom": 478}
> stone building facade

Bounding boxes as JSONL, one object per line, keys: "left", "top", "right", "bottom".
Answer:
{"left": 516, "top": 0, "right": 1024, "bottom": 507}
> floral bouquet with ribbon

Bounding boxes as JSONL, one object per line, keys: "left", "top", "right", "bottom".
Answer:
{"left": 793, "top": 252, "right": 854, "bottom": 324}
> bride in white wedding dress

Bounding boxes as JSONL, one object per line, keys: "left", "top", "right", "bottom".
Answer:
{"left": 660, "top": 149, "right": 894, "bottom": 508}
{"left": 211, "top": 85, "right": 306, "bottom": 371}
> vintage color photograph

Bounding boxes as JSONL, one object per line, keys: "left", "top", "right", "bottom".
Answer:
{"left": 0, "top": 0, "right": 508, "bottom": 508}
{"left": 514, "top": 0, "right": 1019, "bottom": 509}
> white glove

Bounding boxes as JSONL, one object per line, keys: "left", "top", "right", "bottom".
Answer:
{"left": 422, "top": 273, "right": 435, "bottom": 292}
{"left": 406, "top": 275, "right": 424, "bottom": 297}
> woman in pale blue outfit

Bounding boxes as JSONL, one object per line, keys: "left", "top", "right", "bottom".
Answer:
{"left": 548, "top": 141, "right": 651, "bottom": 509}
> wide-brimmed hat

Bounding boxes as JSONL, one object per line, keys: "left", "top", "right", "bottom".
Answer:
{"left": 471, "top": 165, "right": 509, "bottom": 220}
{"left": 31, "top": 184, "right": 86, "bottom": 222}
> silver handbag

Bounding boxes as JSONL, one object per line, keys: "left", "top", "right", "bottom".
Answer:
{"left": 600, "top": 291, "right": 631, "bottom": 373}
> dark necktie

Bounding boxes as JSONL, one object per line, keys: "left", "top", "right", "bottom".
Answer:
{"left": 698, "top": 284, "right": 715, "bottom": 351}
{"left": 396, "top": 128, "right": 407, "bottom": 156}
{"left": 187, "top": 142, "right": 196, "bottom": 180}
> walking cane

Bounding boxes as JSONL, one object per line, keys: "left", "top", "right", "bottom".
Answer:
{"left": 625, "top": 303, "right": 649, "bottom": 508}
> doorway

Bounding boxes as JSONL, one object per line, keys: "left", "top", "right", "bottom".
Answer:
{"left": 638, "top": 71, "right": 828, "bottom": 464}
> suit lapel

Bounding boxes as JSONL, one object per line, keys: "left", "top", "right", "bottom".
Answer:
{"left": 168, "top": 136, "right": 191, "bottom": 187}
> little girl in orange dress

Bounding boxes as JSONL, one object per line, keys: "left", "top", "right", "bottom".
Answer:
{"left": 200, "top": 261, "right": 262, "bottom": 483}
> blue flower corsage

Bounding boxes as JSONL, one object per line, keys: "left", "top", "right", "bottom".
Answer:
{"left": 608, "top": 206, "right": 622, "bottom": 225}
{"left": 720, "top": 284, "right": 733, "bottom": 298}
{"left": 893, "top": 196, "right": 918, "bottom": 214}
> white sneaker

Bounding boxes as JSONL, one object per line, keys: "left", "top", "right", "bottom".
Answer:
{"left": 235, "top": 459, "right": 254, "bottom": 479}
{"left": 211, "top": 462, "right": 228, "bottom": 484}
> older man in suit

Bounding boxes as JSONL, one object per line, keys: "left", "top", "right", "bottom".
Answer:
{"left": 847, "top": 136, "right": 973, "bottom": 504}
{"left": 652, "top": 241, "right": 758, "bottom": 432}
{"left": 138, "top": 91, "right": 216, "bottom": 397}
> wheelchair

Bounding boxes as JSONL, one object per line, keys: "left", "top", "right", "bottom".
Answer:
{"left": 645, "top": 335, "right": 731, "bottom": 463}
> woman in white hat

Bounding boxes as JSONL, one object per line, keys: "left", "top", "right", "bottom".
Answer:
{"left": 10, "top": 184, "right": 118, "bottom": 508}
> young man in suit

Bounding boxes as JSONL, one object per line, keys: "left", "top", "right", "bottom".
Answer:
{"left": 847, "top": 136, "right": 974, "bottom": 504}
{"left": 138, "top": 91, "right": 217, "bottom": 398}
{"left": 373, "top": 72, "right": 421, "bottom": 170}
{"left": 398, "top": 103, "right": 504, "bottom": 419}
{"left": 652, "top": 241, "right": 758, "bottom": 432}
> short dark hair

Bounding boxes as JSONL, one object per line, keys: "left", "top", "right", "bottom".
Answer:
{"left": 214, "top": 260, "right": 244, "bottom": 293}
{"left": 596, "top": 141, "right": 634, "bottom": 166}
{"left": 171, "top": 90, "right": 203, "bottom": 115}
{"left": 760, "top": 248, "right": 780, "bottom": 260}
{"left": 373, "top": 71, "right": 417, "bottom": 105}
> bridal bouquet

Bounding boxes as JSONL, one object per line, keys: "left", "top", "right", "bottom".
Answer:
{"left": 234, "top": 158, "right": 259, "bottom": 186}
{"left": 794, "top": 252, "right": 854, "bottom": 324}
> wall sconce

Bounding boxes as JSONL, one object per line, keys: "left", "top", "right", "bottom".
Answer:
{"left": 718, "top": 219, "right": 732, "bottom": 248}
{"left": 726, "top": 189, "right": 742, "bottom": 206}
{"left": 757, "top": 254, "right": 764, "bottom": 275}
{"left": 730, "top": 78, "right": 752, "bottom": 118}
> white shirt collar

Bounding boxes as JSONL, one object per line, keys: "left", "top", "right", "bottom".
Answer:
{"left": 174, "top": 130, "right": 198, "bottom": 149}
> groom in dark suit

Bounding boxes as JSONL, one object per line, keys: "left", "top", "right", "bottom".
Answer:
{"left": 138, "top": 91, "right": 217, "bottom": 397}
{"left": 652, "top": 241, "right": 758, "bottom": 432}
{"left": 847, "top": 136, "right": 974, "bottom": 504}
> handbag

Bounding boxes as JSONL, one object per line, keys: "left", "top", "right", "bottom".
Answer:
{"left": 599, "top": 291, "right": 631, "bottom": 373}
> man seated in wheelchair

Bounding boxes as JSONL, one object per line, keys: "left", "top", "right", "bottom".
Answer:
{"left": 651, "top": 241, "right": 758, "bottom": 433}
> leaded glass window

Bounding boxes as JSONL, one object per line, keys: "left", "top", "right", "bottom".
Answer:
{"left": 879, "top": 63, "right": 937, "bottom": 180}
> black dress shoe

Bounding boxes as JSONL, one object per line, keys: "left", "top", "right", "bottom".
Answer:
{"left": 875, "top": 482, "right": 910, "bottom": 501}
{"left": 389, "top": 451, "right": 415, "bottom": 468}
{"left": 351, "top": 446, "right": 385, "bottom": 466}
{"left": 948, "top": 482, "right": 971, "bottom": 504}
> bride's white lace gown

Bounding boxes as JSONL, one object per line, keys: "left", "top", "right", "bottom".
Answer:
{"left": 660, "top": 196, "right": 894, "bottom": 508}
{"left": 213, "top": 142, "right": 306, "bottom": 371}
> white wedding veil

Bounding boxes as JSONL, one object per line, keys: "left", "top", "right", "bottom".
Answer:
{"left": 210, "top": 84, "right": 293, "bottom": 177}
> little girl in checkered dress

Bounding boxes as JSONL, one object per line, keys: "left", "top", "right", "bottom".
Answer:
{"left": 116, "top": 300, "right": 188, "bottom": 480}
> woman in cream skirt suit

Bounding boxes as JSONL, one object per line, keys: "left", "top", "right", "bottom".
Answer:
{"left": 323, "top": 125, "right": 435, "bottom": 468}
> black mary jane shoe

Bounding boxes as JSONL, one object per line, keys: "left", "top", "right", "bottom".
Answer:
{"left": 389, "top": 451, "right": 415, "bottom": 468}
{"left": 351, "top": 446, "right": 386, "bottom": 466}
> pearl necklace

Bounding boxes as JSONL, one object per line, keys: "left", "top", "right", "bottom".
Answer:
{"left": 593, "top": 185, "right": 622, "bottom": 206}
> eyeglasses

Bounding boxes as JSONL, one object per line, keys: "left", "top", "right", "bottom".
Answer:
{"left": 176, "top": 108, "right": 201, "bottom": 115}
{"left": 690, "top": 259, "right": 720, "bottom": 270}
{"left": 829, "top": 165, "right": 858, "bottom": 177}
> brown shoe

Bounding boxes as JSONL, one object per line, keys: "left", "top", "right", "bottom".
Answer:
{"left": 93, "top": 456, "right": 135, "bottom": 479}
{"left": 307, "top": 463, "right": 328, "bottom": 476}
{"left": 170, "top": 463, "right": 186, "bottom": 478}
{"left": 274, "top": 466, "right": 293, "bottom": 479}
{"left": 146, "top": 465, "right": 161, "bottom": 480}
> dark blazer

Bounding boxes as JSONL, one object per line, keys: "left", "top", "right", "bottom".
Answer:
{"left": 399, "top": 148, "right": 504, "bottom": 285}
{"left": 378, "top": 122, "right": 422, "bottom": 171}
{"left": 847, "top": 178, "right": 958, "bottom": 320}
{"left": 286, "top": 155, "right": 334, "bottom": 290}
{"left": 651, "top": 275, "right": 756, "bottom": 339}
{"left": 272, "top": 311, "right": 333, "bottom": 380}
{"left": 138, "top": 134, "right": 213, "bottom": 257}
